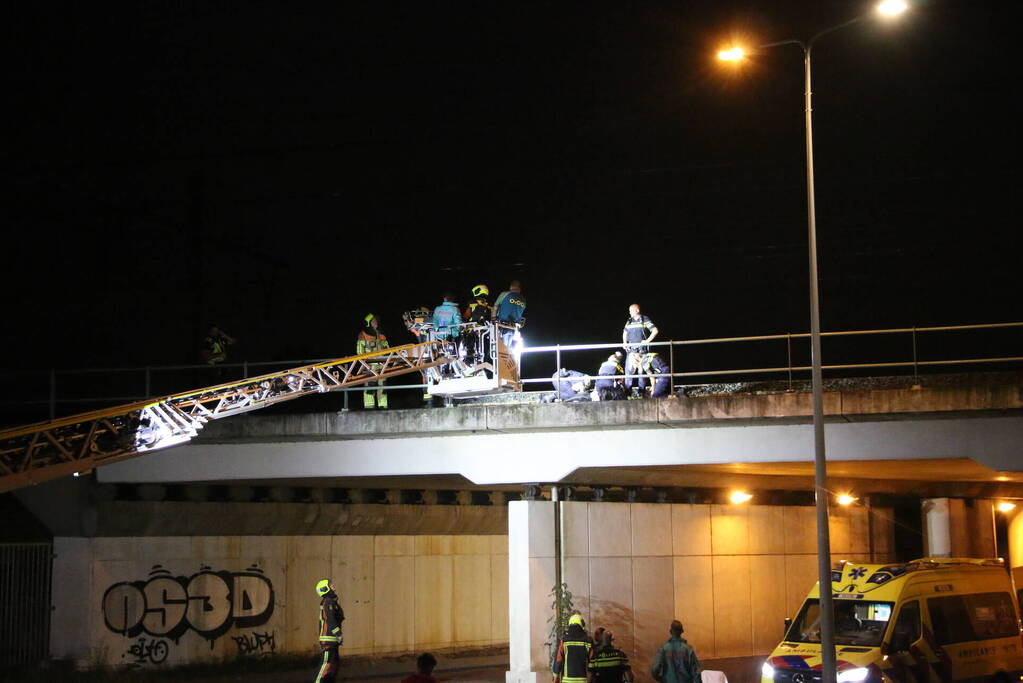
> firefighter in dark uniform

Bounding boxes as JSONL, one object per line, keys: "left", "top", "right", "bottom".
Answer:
{"left": 621, "top": 304, "right": 658, "bottom": 394}
{"left": 552, "top": 613, "right": 592, "bottom": 683}
{"left": 314, "top": 579, "right": 344, "bottom": 683}
{"left": 589, "top": 630, "right": 635, "bottom": 683}
{"left": 463, "top": 284, "right": 492, "bottom": 370}
{"left": 640, "top": 352, "right": 671, "bottom": 398}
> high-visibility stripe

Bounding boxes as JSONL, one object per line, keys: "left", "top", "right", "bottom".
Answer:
{"left": 315, "top": 650, "right": 331, "bottom": 682}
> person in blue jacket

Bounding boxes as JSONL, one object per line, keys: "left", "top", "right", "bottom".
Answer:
{"left": 432, "top": 293, "right": 462, "bottom": 341}
{"left": 494, "top": 281, "right": 527, "bottom": 349}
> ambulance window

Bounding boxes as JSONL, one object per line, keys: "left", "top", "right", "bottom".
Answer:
{"left": 891, "top": 600, "right": 920, "bottom": 646}
{"left": 927, "top": 592, "right": 1018, "bottom": 645}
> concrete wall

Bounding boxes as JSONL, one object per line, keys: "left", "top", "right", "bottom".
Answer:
{"left": 54, "top": 533, "right": 508, "bottom": 669}
{"left": 514, "top": 501, "right": 893, "bottom": 682}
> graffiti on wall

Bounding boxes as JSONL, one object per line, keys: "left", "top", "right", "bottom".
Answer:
{"left": 102, "top": 563, "right": 274, "bottom": 645}
{"left": 123, "top": 637, "right": 169, "bottom": 666}
{"left": 232, "top": 630, "right": 276, "bottom": 656}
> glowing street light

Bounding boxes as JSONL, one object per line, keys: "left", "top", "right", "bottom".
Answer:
{"left": 716, "top": 4, "right": 908, "bottom": 682}
{"left": 836, "top": 494, "right": 858, "bottom": 506}
{"left": 997, "top": 501, "right": 1017, "bottom": 513}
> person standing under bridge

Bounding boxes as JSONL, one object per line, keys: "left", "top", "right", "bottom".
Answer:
{"left": 357, "top": 313, "right": 389, "bottom": 409}
{"left": 314, "top": 578, "right": 345, "bottom": 683}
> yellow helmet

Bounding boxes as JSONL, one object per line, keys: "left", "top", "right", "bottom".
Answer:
{"left": 471, "top": 284, "right": 489, "bottom": 298}
{"left": 315, "top": 579, "right": 333, "bottom": 596}
{"left": 568, "top": 613, "right": 585, "bottom": 628}
{"left": 364, "top": 313, "right": 376, "bottom": 325}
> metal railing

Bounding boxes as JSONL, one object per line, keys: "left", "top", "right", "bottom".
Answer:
{"left": 0, "top": 322, "right": 1019, "bottom": 420}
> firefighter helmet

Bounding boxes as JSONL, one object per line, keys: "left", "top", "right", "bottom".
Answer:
{"left": 471, "top": 284, "right": 489, "bottom": 298}
{"left": 364, "top": 313, "right": 376, "bottom": 325}
{"left": 315, "top": 579, "right": 333, "bottom": 596}
{"left": 568, "top": 613, "right": 585, "bottom": 628}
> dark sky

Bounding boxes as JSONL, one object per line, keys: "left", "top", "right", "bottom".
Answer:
{"left": 5, "top": 0, "right": 1020, "bottom": 376}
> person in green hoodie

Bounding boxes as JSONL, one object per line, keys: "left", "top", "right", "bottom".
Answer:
{"left": 650, "top": 620, "right": 701, "bottom": 683}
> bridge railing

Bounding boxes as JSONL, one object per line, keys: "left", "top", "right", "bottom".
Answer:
{"left": 520, "top": 321, "right": 1023, "bottom": 393}
{"left": 1, "top": 321, "right": 1019, "bottom": 421}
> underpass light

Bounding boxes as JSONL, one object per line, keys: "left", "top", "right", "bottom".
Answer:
{"left": 997, "top": 501, "right": 1017, "bottom": 513}
{"left": 836, "top": 494, "right": 858, "bottom": 506}
{"left": 730, "top": 490, "right": 753, "bottom": 504}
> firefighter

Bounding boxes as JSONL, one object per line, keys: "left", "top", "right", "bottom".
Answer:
{"left": 356, "top": 313, "right": 390, "bottom": 409}
{"left": 314, "top": 579, "right": 345, "bottom": 683}
{"left": 463, "top": 285, "right": 492, "bottom": 370}
{"left": 552, "top": 613, "right": 591, "bottom": 683}
{"left": 464, "top": 284, "right": 492, "bottom": 323}
{"left": 595, "top": 352, "right": 626, "bottom": 401}
{"left": 589, "top": 630, "right": 635, "bottom": 683}
{"left": 622, "top": 304, "right": 658, "bottom": 395}
{"left": 640, "top": 352, "right": 671, "bottom": 398}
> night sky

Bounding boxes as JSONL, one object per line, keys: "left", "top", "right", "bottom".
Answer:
{"left": 6, "top": 0, "right": 1020, "bottom": 381}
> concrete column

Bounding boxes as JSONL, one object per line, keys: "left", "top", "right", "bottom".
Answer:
{"left": 1008, "top": 509, "right": 1023, "bottom": 569}
{"left": 922, "top": 498, "right": 952, "bottom": 558}
{"left": 506, "top": 500, "right": 555, "bottom": 683}
{"left": 50, "top": 537, "right": 93, "bottom": 665}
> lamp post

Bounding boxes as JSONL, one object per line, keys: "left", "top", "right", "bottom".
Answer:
{"left": 718, "top": 3, "right": 907, "bottom": 681}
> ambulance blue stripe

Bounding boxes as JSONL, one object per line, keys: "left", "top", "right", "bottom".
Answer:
{"left": 781, "top": 655, "right": 811, "bottom": 669}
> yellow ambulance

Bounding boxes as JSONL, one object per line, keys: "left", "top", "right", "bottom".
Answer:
{"left": 762, "top": 558, "right": 1023, "bottom": 682}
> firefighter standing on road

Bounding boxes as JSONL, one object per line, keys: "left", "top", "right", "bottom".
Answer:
{"left": 357, "top": 313, "right": 390, "bottom": 409}
{"left": 314, "top": 579, "right": 345, "bottom": 683}
{"left": 552, "top": 613, "right": 592, "bottom": 683}
{"left": 622, "top": 304, "right": 658, "bottom": 396}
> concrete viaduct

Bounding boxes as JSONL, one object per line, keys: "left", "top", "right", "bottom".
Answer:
{"left": 15, "top": 372, "right": 1023, "bottom": 682}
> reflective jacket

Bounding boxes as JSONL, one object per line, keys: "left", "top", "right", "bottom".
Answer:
{"left": 589, "top": 645, "right": 632, "bottom": 682}
{"left": 432, "top": 301, "right": 462, "bottom": 340}
{"left": 464, "top": 300, "right": 491, "bottom": 324}
{"left": 357, "top": 328, "right": 389, "bottom": 355}
{"left": 494, "top": 291, "right": 526, "bottom": 324}
{"left": 318, "top": 593, "right": 345, "bottom": 648}
{"left": 623, "top": 315, "right": 656, "bottom": 346}
{"left": 552, "top": 625, "right": 591, "bottom": 682}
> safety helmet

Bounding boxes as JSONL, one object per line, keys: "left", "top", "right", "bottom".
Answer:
{"left": 364, "top": 313, "right": 376, "bottom": 325}
{"left": 315, "top": 579, "right": 333, "bottom": 596}
{"left": 471, "top": 284, "right": 489, "bottom": 298}
{"left": 568, "top": 613, "right": 585, "bottom": 628}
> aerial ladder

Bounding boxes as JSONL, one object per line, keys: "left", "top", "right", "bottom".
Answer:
{"left": 0, "top": 320, "right": 522, "bottom": 494}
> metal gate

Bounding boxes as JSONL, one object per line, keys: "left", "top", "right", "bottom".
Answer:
{"left": 0, "top": 543, "right": 52, "bottom": 667}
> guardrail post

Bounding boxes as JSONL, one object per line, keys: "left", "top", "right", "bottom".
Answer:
{"left": 555, "top": 345, "right": 561, "bottom": 399}
{"left": 669, "top": 340, "right": 675, "bottom": 395}
{"left": 787, "top": 333, "right": 793, "bottom": 390}
{"left": 912, "top": 327, "right": 918, "bottom": 379}
{"left": 243, "top": 360, "right": 249, "bottom": 379}
{"left": 49, "top": 370, "right": 56, "bottom": 420}
{"left": 145, "top": 367, "right": 151, "bottom": 398}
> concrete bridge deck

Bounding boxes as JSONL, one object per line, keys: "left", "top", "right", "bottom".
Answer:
{"left": 98, "top": 373, "right": 1023, "bottom": 489}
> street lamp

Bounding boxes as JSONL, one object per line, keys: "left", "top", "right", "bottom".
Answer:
{"left": 718, "top": 4, "right": 907, "bottom": 682}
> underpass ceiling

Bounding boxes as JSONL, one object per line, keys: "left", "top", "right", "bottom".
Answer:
{"left": 196, "top": 458, "right": 1023, "bottom": 499}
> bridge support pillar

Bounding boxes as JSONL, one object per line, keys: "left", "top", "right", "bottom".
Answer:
{"left": 923, "top": 498, "right": 952, "bottom": 557}
{"left": 506, "top": 500, "right": 555, "bottom": 683}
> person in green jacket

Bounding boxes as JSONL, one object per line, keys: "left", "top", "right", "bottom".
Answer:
{"left": 650, "top": 620, "right": 701, "bottom": 683}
